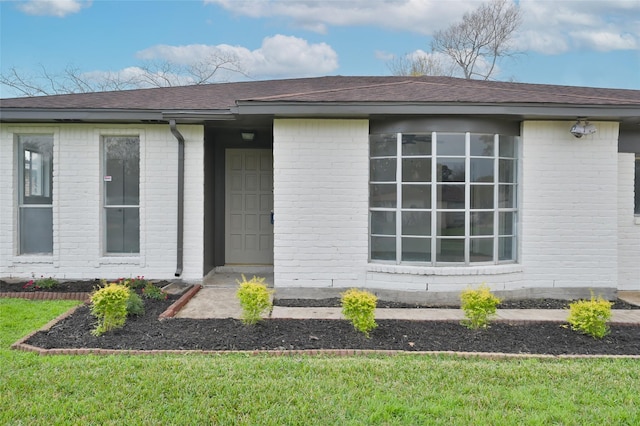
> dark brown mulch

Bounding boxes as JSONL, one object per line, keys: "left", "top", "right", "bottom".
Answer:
{"left": 0, "top": 279, "right": 172, "bottom": 293}
{"left": 1, "top": 279, "right": 102, "bottom": 293}
{"left": 21, "top": 296, "right": 640, "bottom": 356}
{"left": 275, "top": 298, "right": 640, "bottom": 310}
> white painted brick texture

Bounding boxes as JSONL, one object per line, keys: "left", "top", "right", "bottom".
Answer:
{"left": 273, "top": 119, "right": 369, "bottom": 288}
{"left": 520, "top": 121, "right": 619, "bottom": 289}
{"left": 617, "top": 153, "right": 640, "bottom": 290}
{"left": 0, "top": 123, "right": 204, "bottom": 281}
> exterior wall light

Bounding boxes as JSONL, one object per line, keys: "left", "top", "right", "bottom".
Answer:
{"left": 570, "top": 119, "right": 597, "bottom": 138}
{"left": 241, "top": 131, "right": 255, "bottom": 141}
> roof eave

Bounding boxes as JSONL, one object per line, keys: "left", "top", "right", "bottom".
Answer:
{"left": 0, "top": 108, "right": 237, "bottom": 124}
{"left": 235, "top": 101, "right": 640, "bottom": 121}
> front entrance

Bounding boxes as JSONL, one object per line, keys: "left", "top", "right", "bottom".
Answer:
{"left": 224, "top": 149, "right": 274, "bottom": 264}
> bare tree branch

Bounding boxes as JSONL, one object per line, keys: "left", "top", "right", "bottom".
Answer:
{"left": 387, "top": 53, "right": 455, "bottom": 77}
{"left": 431, "top": 0, "right": 521, "bottom": 80}
{"left": 1, "top": 52, "right": 245, "bottom": 97}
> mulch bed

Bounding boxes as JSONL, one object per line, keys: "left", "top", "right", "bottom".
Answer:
{"left": 4, "top": 280, "right": 639, "bottom": 356}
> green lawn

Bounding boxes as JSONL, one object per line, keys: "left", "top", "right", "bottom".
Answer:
{"left": 1, "top": 298, "right": 639, "bottom": 425}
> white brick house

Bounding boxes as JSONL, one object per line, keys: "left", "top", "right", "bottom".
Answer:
{"left": 1, "top": 76, "right": 638, "bottom": 297}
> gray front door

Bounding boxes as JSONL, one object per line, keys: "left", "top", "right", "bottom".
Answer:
{"left": 225, "top": 149, "right": 274, "bottom": 264}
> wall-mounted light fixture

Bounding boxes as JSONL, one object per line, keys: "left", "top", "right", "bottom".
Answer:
{"left": 241, "top": 131, "right": 255, "bottom": 142}
{"left": 570, "top": 118, "right": 597, "bottom": 138}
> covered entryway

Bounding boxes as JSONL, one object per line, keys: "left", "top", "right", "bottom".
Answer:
{"left": 224, "top": 149, "right": 273, "bottom": 264}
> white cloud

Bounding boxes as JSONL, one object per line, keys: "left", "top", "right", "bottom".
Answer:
{"left": 136, "top": 35, "right": 339, "bottom": 79}
{"left": 16, "top": 0, "right": 91, "bottom": 17}
{"left": 205, "top": 0, "right": 478, "bottom": 35}
{"left": 517, "top": 0, "right": 639, "bottom": 54}
{"left": 207, "top": 0, "right": 639, "bottom": 55}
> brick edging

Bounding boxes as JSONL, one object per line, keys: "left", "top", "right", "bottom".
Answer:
{"left": 0, "top": 292, "right": 90, "bottom": 301}
{"left": 158, "top": 285, "right": 202, "bottom": 319}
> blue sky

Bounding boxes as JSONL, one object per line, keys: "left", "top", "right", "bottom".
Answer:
{"left": 1, "top": 0, "right": 639, "bottom": 97}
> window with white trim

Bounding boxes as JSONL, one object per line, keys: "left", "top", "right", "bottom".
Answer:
{"left": 635, "top": 155, "right": 640, "bottom": 216}
{"left": 369, "top": 132, "right": 518, "bottom": 265}
{"left": 103, "top": 136, "right": 140, "bottom": 254}
{"left": 17, "top": 134, "right": 54, "bottom": 254}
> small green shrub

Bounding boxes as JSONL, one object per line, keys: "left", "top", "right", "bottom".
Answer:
{"left": 90, "top": 283, "right": 131, "bottom": 336}
{"left": 341, "top": 288, "right": 377, "bottom": 337}
{"left": 141, "top": 282, "right": 167, "bottom": 300}
{"left": 35, "top": 276, "right": 59, "bottom": 289}
{"left": 460, "top": 284, "right": 501, "bottom": 329}
{"left": 236, "top": 275, "right": 273, "bottom": 325}
{"left": 567, "top": 294, "right": 613, "bottom": 339}
{"left": 126, "top": 291, "right": 145, "bottom": 316}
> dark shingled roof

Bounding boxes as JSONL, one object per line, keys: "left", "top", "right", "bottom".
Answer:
{"left": 2, "top": 76, "right": 639, "bottom": 111}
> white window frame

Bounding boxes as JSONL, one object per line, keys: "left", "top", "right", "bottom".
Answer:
{"left": 102, "top": 135, "right": 140, "bottom": 255}
{"left": 369, "top": 131, "right": 518, "bottom": 266}
{"left": 635, "top": 154, "right": 640, "bottom": 217}
{"left": 16, "top": 134, "right": 54, "bottom": 255}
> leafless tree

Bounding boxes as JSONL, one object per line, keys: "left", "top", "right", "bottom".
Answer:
{"left": 1, "top": 52, "right": 245, "bottom": 97}
{"left": 431, "top": 0, "right": 521, "bottom": 80}
{"left": 387, "top": 53, "right": 455, "bottom": 77}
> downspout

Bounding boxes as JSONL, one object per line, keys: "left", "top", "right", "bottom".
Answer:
{"left": 169, "top": 120, "right": 184, "bottom": 277}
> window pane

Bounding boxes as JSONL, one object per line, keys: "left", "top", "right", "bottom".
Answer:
{"left": 402, "top": 184, "right": 431, "bottom": 208}
{"left": 402, "top": 158, "right": 431, "bottom": 182}
{"left": 437, "top": 211, "right": 465, "bottom": 236}
{"left": 370, "top": 184, "right": 397, "bottom": 208}
{"left": 371, "top": 236, "right": 396, "bottom": 261}
{"left": 499, "top": 159, "right": 516, "bottom": 183}
{"left": 499, "top": 236, "right": 516, "bottom": 261}
{"left": 499, "top": 211, "right": 515, "bottom": 235}
{"left": 20, "top": 135, "right": 53, "bottom": 204}
{"left": 436, "top": 239, "right": 464, "bottom": 262}
{"left": 370, "top": 158, "right": 396, "bottom": 182}
{"left": 402, "top": 237, "right": 431, "bottom": 262}
{"left": 437, "top": 133, "right": 465, "bottom": 156}
{"left": 105, "top": 137, "right": 139, "bottom": 205}
{"left": 635, "top": 158, "right": 640, "bottom": 215}
{"left": 437, "top": 184, "right": 465, "bottom": 209}
{"left": 20, "top": 207, "right": 53, "bottom": 254}
{"left": 370, "top": 134, "right": 397, "bottom": 157}
{"left": 471, "top": 185, "right": 494, "bottom": 209}
{"left": 371, "top": 211, "right": 396, "bottom": 235}
{"left": 437, "top": 158, "right": 465, "bottom": 182}
{"left": 470, "top": 158, "right": 494, "bottom": 182}
{"left": 499, "top": 185, "right": 516, "bottom": 208}
{"left": 402, "top": 134, "right": 432, "bottom": 156}
{"left": 470, "top": 238, "right": 493, "bottom": 262}
{"left": 471, "top": 212, "right": 493, "bottom": 236}
{"left": 106, "top": 208, "right": 140, "bottom": 253}
{"left": 402, "top": 211, "right": 431, "bottom": 236}
{"left": 499, "top": 136, "right": 516, "bottom": 157}
{"left": 470, "top": 134, "right": 495, "bottom": 156}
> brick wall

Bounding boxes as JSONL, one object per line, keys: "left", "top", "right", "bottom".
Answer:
{"left": 0, "top": 123, "right": 203, "bottom": 281}
{"left": 519, "top": 121, "right": 619, "bottom": 289}
{"left": 273, "top": 119, "right": 625, "bottom": 293}
{"left": 273, "top": 119, "right": 369, "bottom": 287}
{"left": 618, "top": 152, "right": 640, "bottom": 290}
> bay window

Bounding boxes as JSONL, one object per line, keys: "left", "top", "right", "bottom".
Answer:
{"left": 370, "top": 131, "right": 518, "bottom": 265}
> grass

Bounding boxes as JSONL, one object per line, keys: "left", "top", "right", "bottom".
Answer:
{"left": 1, "top": 299, "right": 640, "bottom": 425}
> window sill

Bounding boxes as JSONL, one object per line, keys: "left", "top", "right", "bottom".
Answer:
{"left": 635, "top": 216, "right": 640, "bottom": 225}
{"left": 12, "top": 255, "right": 54, "bottom": 264}
{"left": 99, "top": 256, "right": 141, "bottom": 266}
{"left": 367, "top": 263, "right": 523, "bottom": 276}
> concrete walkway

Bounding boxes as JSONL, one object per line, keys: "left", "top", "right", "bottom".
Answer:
{"left": 174, "top": 286, "right": 640, "bottom": 324}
